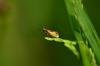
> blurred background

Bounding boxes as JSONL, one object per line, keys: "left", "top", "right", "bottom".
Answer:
{"left": 0, "top": 0, "right": 100, "bottom": 66}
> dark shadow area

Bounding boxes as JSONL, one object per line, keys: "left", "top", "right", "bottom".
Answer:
{"left": 45, "top": 41, "right": 82, "bottom": 66}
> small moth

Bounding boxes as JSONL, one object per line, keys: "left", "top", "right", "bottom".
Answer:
{"left": 43, "top": 28, "right": 59, "bottom": 38}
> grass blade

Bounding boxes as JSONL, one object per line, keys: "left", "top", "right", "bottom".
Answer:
{"left": 64, "top": 0, "right": 100, "bottom": 65}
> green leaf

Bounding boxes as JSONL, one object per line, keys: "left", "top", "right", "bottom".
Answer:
{"left": 64, "top": 0, "right": 99, "bottom": 65}
{"left": 45, "top": 37, "right": 79, "bottom": 58}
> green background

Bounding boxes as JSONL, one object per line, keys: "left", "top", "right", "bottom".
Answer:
{"left": 0, "top": 0, "right": 100, "bottom": 66}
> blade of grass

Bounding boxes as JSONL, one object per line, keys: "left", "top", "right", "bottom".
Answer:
{"left": 64, "top": 0, "right": 100, "bottom": 65}
{"left": 45, "top": 37, "right": 79, "bottom": 58}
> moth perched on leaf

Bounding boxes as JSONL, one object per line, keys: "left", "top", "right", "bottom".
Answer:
{"left": 43, "top": 28, "right": 59, "bottom": 38}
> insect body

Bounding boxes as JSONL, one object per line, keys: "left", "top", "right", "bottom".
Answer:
{"left": 43, "top": 28, "right": 59, "bottom": 38}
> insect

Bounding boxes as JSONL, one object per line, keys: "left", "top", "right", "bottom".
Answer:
{"left": 43, "top": 28, "right": 59, "bottom": 38}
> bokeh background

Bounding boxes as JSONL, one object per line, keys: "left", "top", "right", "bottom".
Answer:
{"left": 0, "top": 0, "right": 100, "bottom": 66}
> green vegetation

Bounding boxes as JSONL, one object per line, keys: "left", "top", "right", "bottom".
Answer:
{"left": 0, "top": 0, "right": 100, "bottom": 66}
{"left": 45, "top": 0, "right": 100, "bottom": 66}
